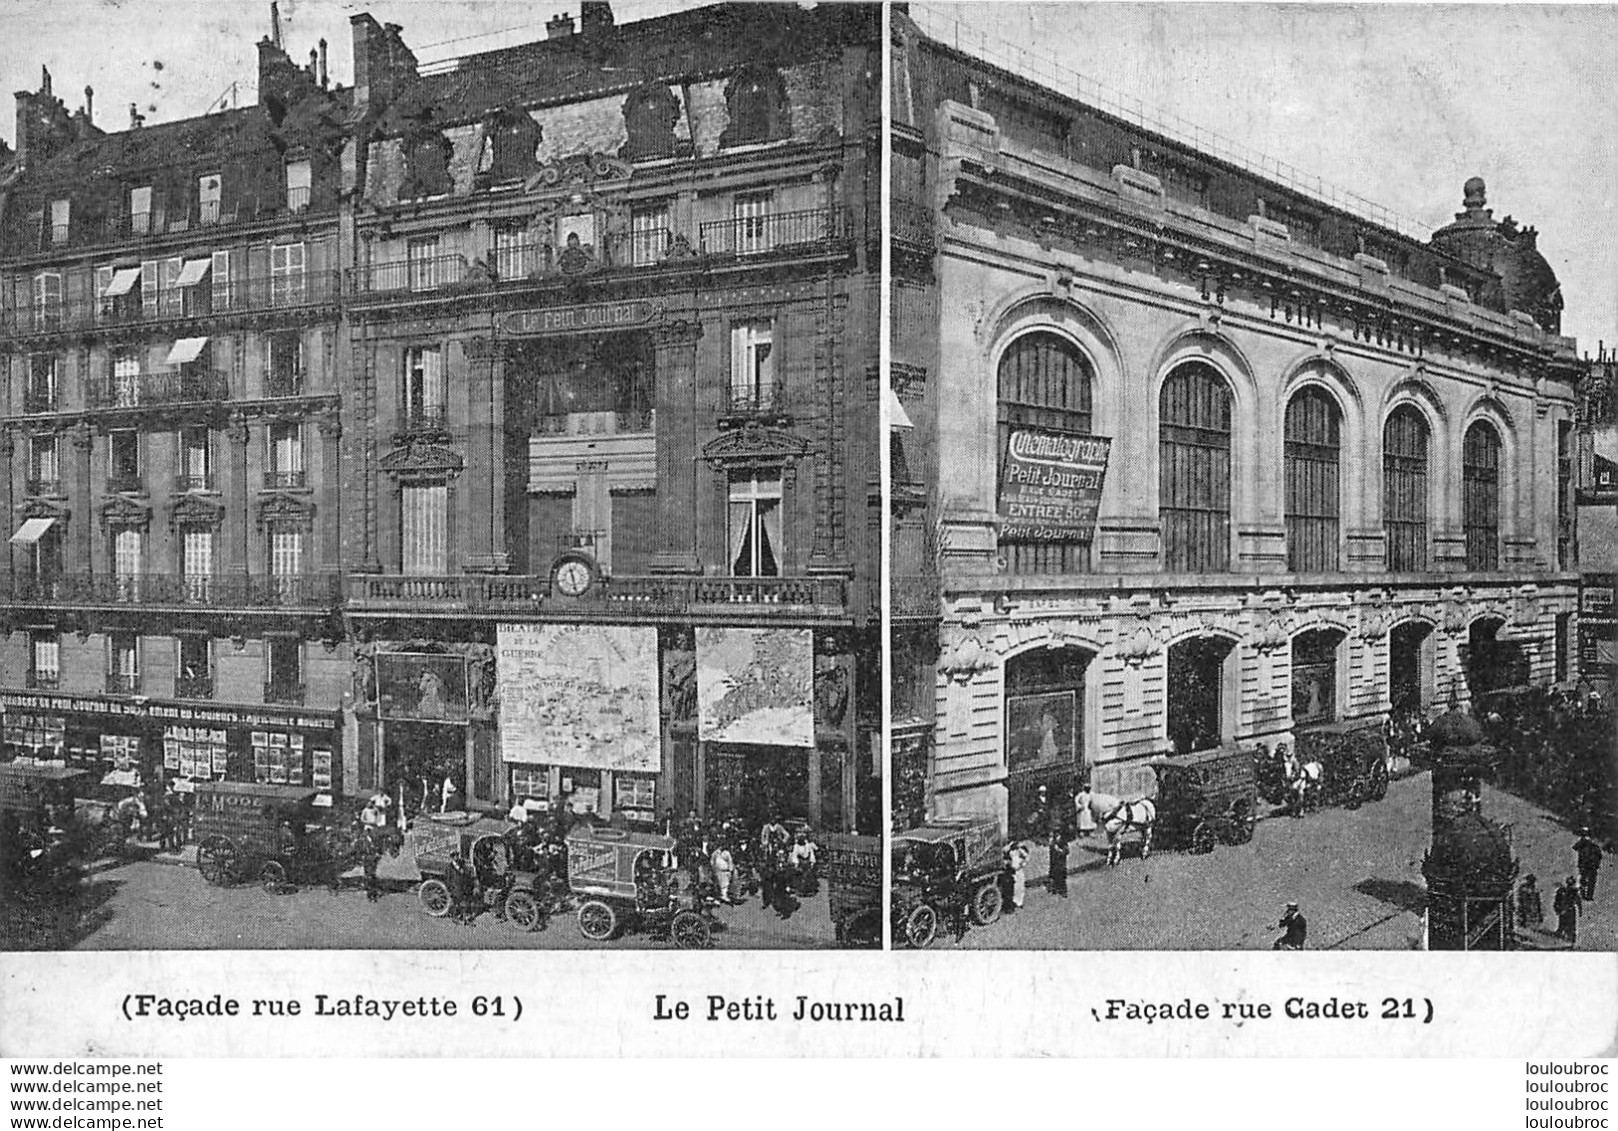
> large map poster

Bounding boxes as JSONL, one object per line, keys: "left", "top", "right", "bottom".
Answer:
{"left": 496, "top": 624, "right": 660, "bottom": 772}
{"left": 696, "top": 627, "right": 814, "bottom": 747}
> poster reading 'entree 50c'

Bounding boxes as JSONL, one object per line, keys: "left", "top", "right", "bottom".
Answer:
{"left": 998, "top": 429, "right": 1112, "bottom": 542}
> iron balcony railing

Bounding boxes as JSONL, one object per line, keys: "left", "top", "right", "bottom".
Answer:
{"left": 174, "top": 674, "right": 214, "bottom": 700}
{"left": 106, "top": 672, "right": 141, "bottom": 695}
{"left": 699, "top": 208, "right": 847, "bottom": 258}
{"left": 0, "top": 572, "right": 341, "bottom": 609}
{"left": 285, "top": 186, "right": 311, "bottom": 214}
{"left": 22, "top": 388, "right": 56, "bottom": 414}
{"left": 25, "top": 477, "right": 62, "bottom": 498}
{"left": 723, "top": 382, "right": 792, "bottom": 416}
{"left": 265, "top": 370, "right": 305, "bottom": 399}
{"left": 402, "top": 404, "right": 450, "bottom": 433}
{"left": 264, "top": 680, "right": 306, "bottom": 706}
{"left": 890, "top": 199, "right": 937, "bottom": 255}
{"left": 88, "top": 369, "right": 229, "bottom": 409}
{"left": 2, "top": 272, "right": 340, "bottom": 336}
{"left": 25, "top": 672, "right": 59, "bottom": 691}
{"left": 264, "top": 469, "right": 307, "bottom": 490}
{"left": 345, "top": 573, "right": 848, "bottom": 614}
{"left": 176, "top": 474, "right": 214, "bottom": 493}
{"left": 355, "top": 254, "right": 467, "bottom": 294}
{"left": 106, "top": 474, "right": 145, "bottom": 494}
{"left": 533, "top": 409, "right": 655, "bottom": 436}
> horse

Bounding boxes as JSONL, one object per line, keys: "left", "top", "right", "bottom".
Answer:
{"left": 1279, "top": 745, "right": 1324, "bottom": 817}
{"left": 1075, "top": 789, "right": 1156, "bottom": 866}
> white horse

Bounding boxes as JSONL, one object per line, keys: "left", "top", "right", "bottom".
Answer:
{"left": 1280, "top": 745, "right": 1323, "bottom": 816}
{"left": 1076, "top": 789, "right": 1156, "bottom": 866}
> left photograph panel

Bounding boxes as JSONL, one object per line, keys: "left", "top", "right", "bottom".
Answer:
{"left": 0, "top": 0, "right": 882, "bottom": 951}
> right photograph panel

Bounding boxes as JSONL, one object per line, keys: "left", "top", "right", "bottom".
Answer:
{"left": 887, "top": 3, "right": 1616, "bottom": 952}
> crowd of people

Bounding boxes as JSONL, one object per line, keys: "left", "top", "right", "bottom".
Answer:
{"left": 670, "top": 810, "right": 822, "bottom": 920}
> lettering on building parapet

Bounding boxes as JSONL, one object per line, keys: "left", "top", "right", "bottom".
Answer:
{"left": 502, "top": 301, "right": 659, "bottom": 337}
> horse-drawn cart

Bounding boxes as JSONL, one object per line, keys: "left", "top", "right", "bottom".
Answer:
{"left": 890, "top": 817, "right": 1005, "bottom": 948}
{"left": 565, "top": 825, "right": 714, "bottom": 947}
{"left": 1295, "top": 722, "right": 1390, "bottom": 809}
{"left": 0, "top": 763, "right": 90, "bottom": 902}
{"left": 192, "top": 781, "right": 353, "bottom": 890}
{"left": 1151, "top": 747, "right": 1258, "bottom": 854}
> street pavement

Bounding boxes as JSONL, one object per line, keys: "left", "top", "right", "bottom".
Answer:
{"left": 4, "top": 851, "right": 843, "bottom": 952}
{"left": 937, "top": 770, "right": 1616, "bottom": 951}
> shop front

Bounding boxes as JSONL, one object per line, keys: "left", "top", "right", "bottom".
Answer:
{"left": 0, "top": 689, "right": 342, "bottom": 800}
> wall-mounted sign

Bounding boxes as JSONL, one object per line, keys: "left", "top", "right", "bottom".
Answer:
{"left": 696, "top": 627, "right": 814, "bottom": 747}
{"left": 502, "top": 301, "right": 658, "bottom": 338}
{"left": 998, "top": 429, "right": 1111, "bottom": 542}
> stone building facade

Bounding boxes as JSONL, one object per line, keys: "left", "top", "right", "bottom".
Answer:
{"left": 892, "top": 14, "right": 1584, "bottom": 834}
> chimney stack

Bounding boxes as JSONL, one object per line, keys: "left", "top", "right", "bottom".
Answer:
{"left": 84, "top": 85, "right": 92, "bottom": 124}
{"left": 129, "top": 102, "right": 144, "bottom": 129}
{"left": 40, "top": 66, "right": 51, "bottom": 98}
{"left": 547, "top": 12, "right": 576, "bottom": 38}
{"left": 318, "top": 39, "right": 329, "bottom": 89}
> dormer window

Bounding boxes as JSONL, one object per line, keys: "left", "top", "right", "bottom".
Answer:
{"left": 198, "top": 174, "right": 222, "bottom": 226}
{"left": 476, "top": 109, "right": 541, "bottom": 184}
{"left": 129, "top": 186, "right": 152, "bottom": 235}
{"left": 49, "top": 199, "right": 70, "bottom": 245}
{"left": 285, "top": 159, "right": 311, "bottom": 213}
{"left": 621, "top": 84, "right": 681, "bottom": 161}
{"left": 721, "top": 67, "right": 788, "bottom": 147}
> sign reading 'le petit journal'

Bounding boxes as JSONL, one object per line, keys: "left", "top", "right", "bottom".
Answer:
{"left": 998, "top": 429, "right": 1112, "bottom": 542}
{"left": 502, "top": 301, "right": 659, "bottom": 337}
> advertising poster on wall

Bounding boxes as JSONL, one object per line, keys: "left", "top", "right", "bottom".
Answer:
{"left": 695, "top": 627, "right": 814, "bottom": 747}
{"left": 376, "top": 652, "right": 469, "bottom": 721}
{"left": 998, "top": 429, "right": 1111, "bottom": 542}
{"left": 496, "top": 623, "right": 660, "bottom": 772}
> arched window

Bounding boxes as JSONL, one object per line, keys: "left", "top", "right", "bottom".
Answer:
{"left": 1159, "top": 362, "right": 1231, "bottom": 572}
{"left": 722, "top": 67, "right": 788, "bottom": 147}
{"left": 1383, "top": 407, "right": 1429, "bottom": 572}
{"left": 1004, "top": 646, "right": 1092, "bottom": 834}
{"left": 1463, "top": 421, "right": 1501, "bottom": 571}
{"left": 997, "top": 332, "right": 1093, "bottom": 574}
{"left": 1284, "top": 387, "right": 1340, "bottom": 573}
{"left": 1167, "top": 635, "right": 1233, "bottom": 754}
{"left": 1291, "top": 628, "right": 1343, "bottom": 727}
{"left": 621, "top": 84, "right": 681, "bottom": 161}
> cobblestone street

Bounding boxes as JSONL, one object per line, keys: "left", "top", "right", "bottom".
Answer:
{"left": 937, "top": 772, "right": 1616, "bottom": 951}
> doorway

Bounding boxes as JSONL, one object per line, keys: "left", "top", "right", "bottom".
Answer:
{"left": 384, "top": 720, "right": 467, "bottom": 815}
{"left": 1166, "top": 636, "right": 1235, "bottom": 755}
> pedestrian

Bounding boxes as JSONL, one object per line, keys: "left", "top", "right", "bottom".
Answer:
{"left": 447, "top": 853, "right": 478, "bottom": 926}
{"left": 1046, "top": 806, "right": 1070, "bottom": 899}
{"left": 788, "top": 830, "right": 818, "bottom": 896}
{"left": 1517, "top": 874, "right": 1543, "bottom": 928}
{"left": 711, "top": 841, "right": 735, "bottom": 904}
{"left": 359, "top": 826, "right": 383, "bottom": 902}
{"left": 1005, "top": 841, "right": 1030, "bottom": 911}
{"left": 1274, "top": 901, "right": 1307, "bottom": 950}
{"left": 1554, "top": 876, "right": 1581, "bottom": 944}
{"left": 1574, "top": 829, "right": 1604, "bottom": 901}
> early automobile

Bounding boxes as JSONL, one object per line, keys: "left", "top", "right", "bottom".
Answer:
{"left": 413, "top": 815, "right": 560, "bottom": 930}
{"left": 890, "top": 816, "right": 1005, "bottom": 948}
{"left": 819, "top": 832, "right": 881, "bottom": 948}
{"left": 565, "top": 825, "right": 714, "bottom": 947}
{"left": 192, "top": 781, "right": 362, "bottom": 891}
{"left": 0, "top": 762, "right": 90, "bottom": 902}
{"left": 1295, "top": 721, "right": 1391, "bottom": 810}
{"left": 1150, "top": 746, "right": 1259, "bottom": 854}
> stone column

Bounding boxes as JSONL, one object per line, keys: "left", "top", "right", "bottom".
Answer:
{"left": 317, "top": 415, "right": 342, "bottom": 574}
{"left": 71, "top": 423, "right": 95, "bottom": 574}
{"left": 463, "top": 336, "right": 507, "bottom": 572}
{"left": 226, "top": 413, "right": 251, "bottom": 578}
{"left": 650, "top": 320, "right": 702, "bottom": 574}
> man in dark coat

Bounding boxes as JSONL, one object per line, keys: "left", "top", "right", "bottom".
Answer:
{"left": 1045, "top": 801, "right": 1070, "bottom": 899}
{"left": 1274, "top": 902, "right": 1307, "bottom": 950}
{"left": 1554, "top": 876, "right": 1582, "bottom": 944}
{"left": 1574, "top": 830, "right": 1604, "bottom": 901}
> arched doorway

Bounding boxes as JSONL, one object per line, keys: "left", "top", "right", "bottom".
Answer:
{"left": 1466, "top": 617, "right": 1526, "bottom": 697}
{"left": 1167, "top": 636, "right": 1235, "bottom": 755}
{"left": 1389, "top": 621, "right": 1433, "bottom": 713}
{"left": 1004, "top": 646, "right": 1092, "bottom": 835}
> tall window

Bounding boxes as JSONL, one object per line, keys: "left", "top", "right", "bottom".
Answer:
{"left": 268, "top": 423, "right": 304, "bottom": 488}
{"left": 29, "top": 435, "right": 59, "bottom": 495}
{"left": 30, "top": 632, "right": 60, "bottom": 690}
{"left": 1557, "top": 421, "right": 1573, "bottom": 570}
{"left": 1383, "top": 407, "right": 1429, "bottom": 572}
{"left": 285, "top": 159, "right": 311, "bottom": 213}
{"left": 267, "top": 331, "right": 303, "bottom": 397}
{"left": 113, "top": 527, "right": 143, "bottom": 601}
{"left": 198, "top": 173, "right": 222, "bottom": 225}
{"left": 998, "top": 331, "right": 1094, "bottom": 575}
{"left": 404, "top": 345, "right": 445, "bottom": 429}
{"left": 142, "top": 257, "right": 182, "bottom": 317}
{"left": 401, "top": 483, "right": 448, "bottom": 575}
{"left": 492, "top": 224, "right": 535, "bottom": 280}
{"left": 407, "top": 237, "right": 440, "bottom": 292}
{"left": 178, "top": 636, "right": 212, "bottom": 697}
{"left": 630, "top": 202, "right": 671, "bottom": 265}
{"left": 129, "top": 186, "right": 152, "bottom": 235}
{"left": 182, "top": 526, "right": 214, "bottom": 601}
{"left": 1462, "top": 421, "right": 1501, "bottom": 572}
{"left": 50, "top": 198, "right": 70, "bottom": 245}
{"left": 1159, "top": 362, "right": 1232, "bottom": 572}
{"left": 108, "top": 633, "right": 140, "bottom": 694}
{"left": 109, "top": 429, "right": 141, "bottom": 490}
{"left": 270, "top": 242, "right": 306, "bottom": 305}
{"left": 180, "top": 427, "right": 211, "bottom": 490}
{"left": 269, "top": 527, "right": 304, "bottom": 602}
{"left": 210, "top": 250, "right": 232, "bottom": 312}
{"left": 1284, "top": 387, "right": 1341, "bottom": 573}
{"left": 33, "top": 272, "right": 62, "bottom": 329}
{"left": 733, "top": 191, "right": 772, "bottom": 255}
{"left": 1291, "top": 629, "right": 1342, "bottom": 726}
{"left": 112, "top": 350, "right": 141, "bottom": 408}
{"left": 728, "top": 472, "right": 782, "bottom": 576}
{"left": 27, "top": 354, "right": 57, "bottom": 412}
{"left": 266, "top": 637, "right": 302, "bottom": 702}
{"left": 729, "top": 321, "right": 775, "bottom": 410}
{"left": 1166, "top": 636, "right": 1232, "bottom": 754}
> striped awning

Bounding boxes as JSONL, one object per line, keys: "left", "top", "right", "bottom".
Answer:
{"left": 9, "top": 517, "right": 55, "bottom": 545}
{"left": 165, "top": 337, "right": 210, "bottom": 365}
{"left": 101, "top": 267, "right": 141, "bottom": 297}
{"left": 175, "top": 257, "right": 213, "bottom": 287}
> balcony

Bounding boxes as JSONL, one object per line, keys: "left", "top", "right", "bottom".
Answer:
{"left": 0, "top": 572, "right": 341, "bottom": 610}
{"left": 286, "top": 186, "right": 311, "bottom": 214}
{"left": 356, "top": 255, "right": 467, "bottom": 294}
{"left": 264, "top": 680, "right": 305, "bottom": 706}
{"left": 25, "top": 477, "right": 62, "bottom": 498}
{"left": 25, "top": 671, "right": 59, "bottom": 691}
{"left": 723, "top": 382, "right": 792, "bottom": 419}
{"left": 263, "top": 470, "right": 307, "bottom": 490}
{"left": 106, "top": 672, "right": 141, "bottom": 695}
{"left": 533, "top": 409, "right": 654, "bottom": 436}
{"left": 345, "top": 573, "right": 848, "bottom": 616}
{"left": 106, "top": 473, "right": 145, "bottom": 495}
{"left": 699, "top": 209, "right": 847, "bottom": 259}
{"left": 2, "top": 273, "right": 340, "bottom": 337}
{"left": 88, "top": 370, "right": 229, "bottom": 410}
{"left": 176, "top": 474, "right": 214, "bottom": 493}
{"left": 22, "top": 388, "right": 56, "bottom": 414}
{"left": 265, "top": 370, "right": 305, "bottom": 399}
{"left": 890, "top": 200, "right": 937, "bottom": 257}
{"left": 174, "top": 674, "right": 214, "bottom": 700}
{"left": 402, "top": 404, "right": 449, "bottom": 434}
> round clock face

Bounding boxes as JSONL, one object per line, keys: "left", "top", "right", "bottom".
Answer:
{"left": 554, "top": 557, "right": 595, "bottom": 597}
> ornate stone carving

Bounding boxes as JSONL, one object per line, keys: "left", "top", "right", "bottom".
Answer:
{"left": 379, "top": 438, "right": 463, "bottom": 478}
{"left": 256, "top": 491, "right": 316, "bottom": 531}
{"left": 168, "top": 492, "right": 225, "bottom": 532}
{"left": 663, "top": 648, "right": 696, "bottom": 721}
{"left": 99, "top": 494, "right": 152, "bottom": 530}
{"left": 814, "top": 653, "right": 849, "bottom": 729}
{"left": 700, "top": 421, "right": 808, "bottom": 469}
{"left": 524, "top": 151, "right": 633, "bottom": 193}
